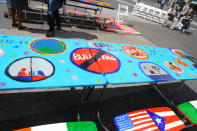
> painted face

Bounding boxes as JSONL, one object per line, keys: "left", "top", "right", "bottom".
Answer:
{"left": 164, "top": 61, "right": 183, "bottom": 73}
{"left": 122, "top": 46, "right": 149, "bottom": 59}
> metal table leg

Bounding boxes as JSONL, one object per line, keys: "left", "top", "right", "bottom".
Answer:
{"left": 77, "top": 86, "right": 95, "bottom": 121}
{"left": 97, "top": 84, "right": 109, "bottom": 131}
{"left": 151, "top": 80, "right": 185, "bottom": 107}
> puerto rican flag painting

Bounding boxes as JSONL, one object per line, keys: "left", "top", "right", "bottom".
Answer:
{"left": 114, "top": 107, "right": 185, "bottom": 131}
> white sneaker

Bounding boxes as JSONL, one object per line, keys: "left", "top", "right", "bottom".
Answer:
{"left": 170, "top": 27, "right": 175, "bottom": 30}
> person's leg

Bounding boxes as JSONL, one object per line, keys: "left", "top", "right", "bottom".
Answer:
{"left": 170, "top": 17, "right": 178, "bottom": 29}
{"left": 180, "top": 21, "right": 188, "bottom": 33}
{"left": 9, "top": 8, "right": 17, "bottom": 26}
{"left": 46, "top": 12, "right": 55, "bottom": 37}
{"left": 54, "top": 9, "right": 61, "bottom": 30}
{"left": 17, "top": 10, "right": 25, "bottom": 29}
{"left": 163, "top": 16, "right": 169, "bottom": 25}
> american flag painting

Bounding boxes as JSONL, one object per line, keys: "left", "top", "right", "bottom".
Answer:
{"left": 114, "top": 107, "right": 185, "bottom": 131}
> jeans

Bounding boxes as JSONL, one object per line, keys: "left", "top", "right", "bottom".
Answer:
{"left": 48, "top": 9, "right": 61, "bottom": 31}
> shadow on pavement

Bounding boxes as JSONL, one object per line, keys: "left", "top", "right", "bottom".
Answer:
{"left": 23, "top": 27, "right": 98, "bottom": 40}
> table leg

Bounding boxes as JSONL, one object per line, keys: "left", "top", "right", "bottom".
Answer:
{"left": 97, "top": 84, "right": 109, "bottom": 131}
{"left": 170, "top": 80, "right": 185, "bottom": 106}
{"left": 151, "top": 81, "right": 189, "bottom": 119}
{"left": 151, "top": 82, "right": 173, "bottom": 106}
{"left": 151, "top": 80, "right": 185, "bottom": 107}
{"left": 77, "top": 86, "right": 95, "bottom": 121}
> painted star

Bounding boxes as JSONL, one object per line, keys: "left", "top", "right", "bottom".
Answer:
{"left": 156, "top": 118, "right": 162, "bottom": 124}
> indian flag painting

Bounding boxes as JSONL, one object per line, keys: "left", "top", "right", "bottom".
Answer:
{"left": 14, "top": 121, "right": 98, "bottom": 131}
{"left": 114, "top": 107, "right": 185, "bottom": 131}
{"left": 178, "top": 100, "right": 197, "bottom": 125}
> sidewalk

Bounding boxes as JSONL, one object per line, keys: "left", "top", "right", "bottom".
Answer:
{"left": 0, "top": 4, "right": 155, "bottom": 46}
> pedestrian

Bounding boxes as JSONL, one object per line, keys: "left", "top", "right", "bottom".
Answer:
{"left": 6, "top": 0, "right": 28, "bottom": 30}
{"left": 180, "top": 8, "right": 194, "bottom": 33}
{"left": 170, "top": 5, "right": 180, "bottom": 30}
{"left": 162, "top": 5, "right": 176, "bottom": 26}
{"left": 179, "top": 0, "right": 192, "bottom": 20}
{"left": 45, "top": 0, "right": 64, "bottom": 37}
{"left": 160, "top": 0, "right": 167, "bottom": 9}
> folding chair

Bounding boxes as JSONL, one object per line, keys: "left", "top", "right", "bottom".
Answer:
{"left": 131, "top": 3, "right": 144, "bottom": 17}
{"left": 116, "top": 4, "right": 129, "bottom": 24}
{"left": 138, "top": 4, "right": 150, "bottom": 19}
{"left": 14, "top": 121, "right": 98, "bottom": 131}
{"left": 145, "top": 6, "right": 155, "bottom": 21}
{"left": 159, "top": 10, "right": 168, "bottom": 24}
{"left": 152, "top": 8, "right": 162, "bottom": 23}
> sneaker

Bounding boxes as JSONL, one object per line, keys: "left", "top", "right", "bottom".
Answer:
{"left": 46, "top": 30, "right": 54, "bottom": 37}
{"left": 170, "top": 27, "right": 175, "bottom": 30}
{"left": 18, "top": 25, "right": 26, "bottom": 30}
{"left": 12, "top": 23, "right": 18, "bottom": 28}
{"left": 162, "top": 24, "right": 167, "bottom": 27}
{"left": 56, "top": 26, "right": 62, "bottom": 30}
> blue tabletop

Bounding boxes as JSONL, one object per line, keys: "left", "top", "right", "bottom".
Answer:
{"left": 0, "top": 35, "right": 106, "bottom": 90}
{"left": 87, "top": 41, "right": 197, "bottom": 85}
{"left": 0, "top": 35, "right": 197, "bottom": 90}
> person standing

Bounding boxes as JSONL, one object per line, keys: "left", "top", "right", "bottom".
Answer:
{"left": 160, "top": 0, "right": 167, "bottom": 9}
{"left": 6, "top": 0, "right": 28, "bottom": 30}
{"left": 179, "top": 0, "right": 192, "bottom": 20}
{"left": 46, "top": 0, "right": 64, "bottom": 37}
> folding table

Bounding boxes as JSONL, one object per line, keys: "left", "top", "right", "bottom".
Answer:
{"left": 0, "top": 35, "right": 197, "bottom": 130}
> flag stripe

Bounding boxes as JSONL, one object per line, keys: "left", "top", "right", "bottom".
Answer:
{"left": 144, "top": 126, "right": 158, "bottom": 131}
{"left": 133, "top": 119, "right": 152, "bottom": 125}
{"left": 31, "top": 123, "right": 67, "bottom": 131}
{"left": 129, "top": 122, "right": 155, "bottom": 131}
{"left": 14, "top": 128, "right": 31, "bottom": 131}
{"left": 165, "top": 120, "right": 184, "bottom": 130}
{"left": 131, "top": 115, "right": 149, "bottom": 121}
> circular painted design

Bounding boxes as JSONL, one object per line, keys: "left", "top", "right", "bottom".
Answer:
{"left": 170, "top": 49, "right": 188, "bottom": 58}
{"left": 29, "top": 38, "right": 66, "bottom": 55}
{"left": 71, "top": 48, "right": 120, "bottom": 74}
{"left": 6, "top": 57, "right": 55, "bottom": 82}
{"left": 122, "top": 46, "right": 148, "bottom": 59}
{"left": 164, "top": 61, "right": 183, "bottom": 73}
{"left": 139, "top": 62, "right": 174, "bottom": 81}
{"left": 0, "top": 48, "right": 4, "bottom": 56}
{"left": 174, "top": 58, "right": 189, "bottom": 66}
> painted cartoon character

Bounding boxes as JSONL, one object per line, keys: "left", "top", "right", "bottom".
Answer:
{"left": 19, "top": 68, "right": 31, "bottom": 77}
{"left": 175, "top": 50, "right": 186, "bottom": 58}
{"left": 129, "top": 47, "right": 144, "bottom": 56}
{"left": 148, "top": 68, "right": 156, "bottom": 74}
{"left": 168, "top": 62, "right": 182, "bottom": 72}
{"left": 152, "top": 66, "right": 161, "bottom": 75}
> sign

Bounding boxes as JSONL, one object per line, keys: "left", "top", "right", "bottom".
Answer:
{"left": 122, "top": 46, "right": 149, "bottom": 59}
{"left": 140, "top": 62, "right": 175, "bottom": 81}
{"left": 71, "top": 48, "right": 120, "bottom": 74}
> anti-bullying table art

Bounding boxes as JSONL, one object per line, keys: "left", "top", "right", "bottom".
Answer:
{"left": 0, "top": 34, "right": 197, "bottom": 90}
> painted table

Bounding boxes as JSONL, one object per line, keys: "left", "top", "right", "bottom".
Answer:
{"left": 0, "top": 35, "right": 107, "bottom": 90}
{"left": 0, "top": 35, "right": 197, "bottom": 130}
{"left": 71, "top": 0, "right": 114, "bottom": 9}
{"left": 0, "top": 35, "right": 197, "bottom": 89}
